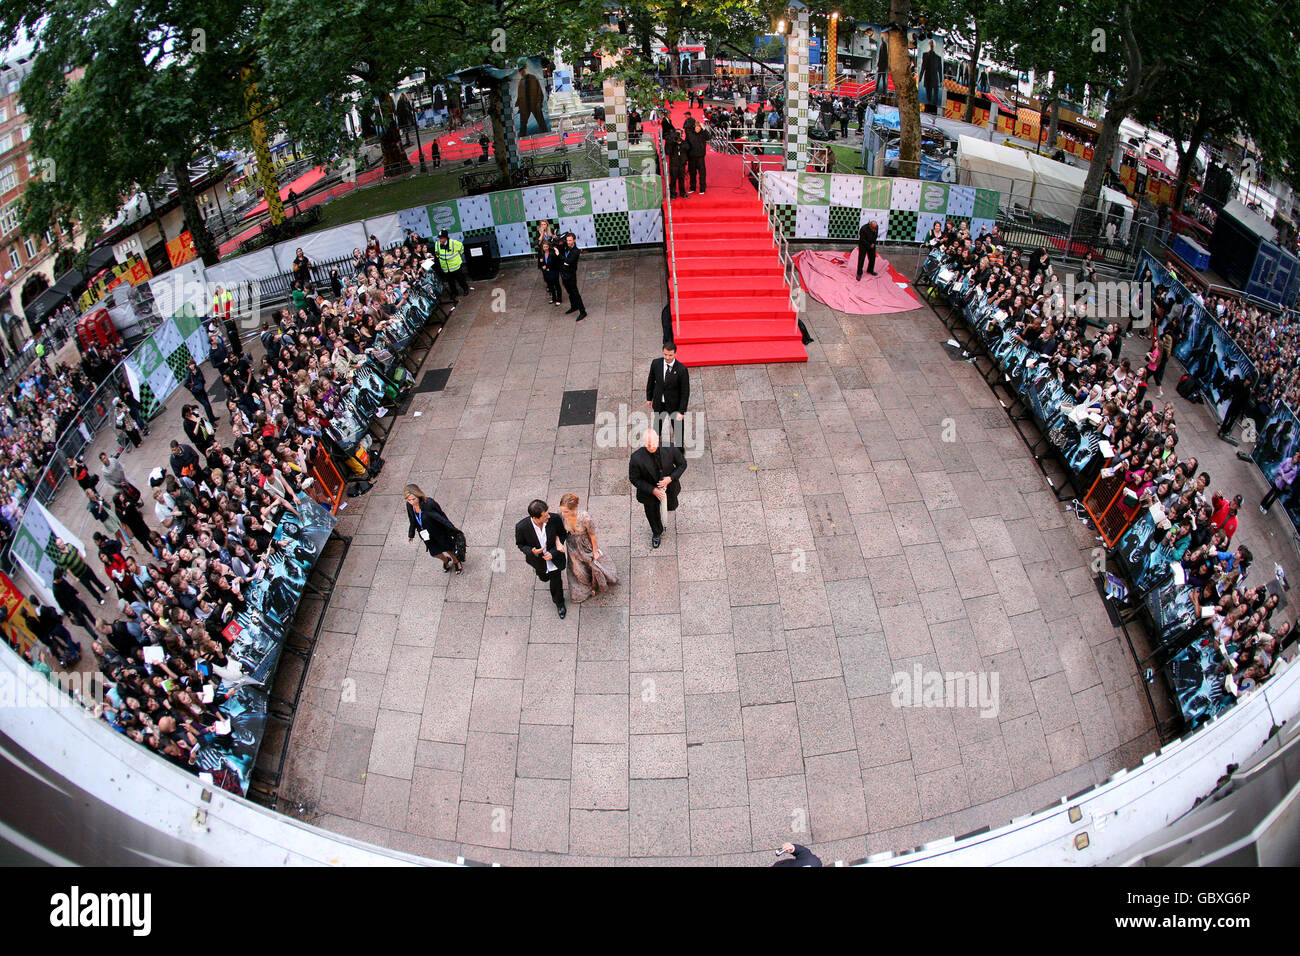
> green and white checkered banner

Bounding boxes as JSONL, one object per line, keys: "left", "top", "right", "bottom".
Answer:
{"left": 418, "top": 175, "right": 664, "bottom": 257}
{"left": 123, "top": 308, "right": 212, "bottom": 418}
{"left": 10, "top": 498, "right": 88, "bottom": 608}
{"left": 762, "top": 171, "right": 1000, "bottom": 243}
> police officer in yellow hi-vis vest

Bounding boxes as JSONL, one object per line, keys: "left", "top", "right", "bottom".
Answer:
{"left": 434, "top": 229, "right": 472, "bottom": 300}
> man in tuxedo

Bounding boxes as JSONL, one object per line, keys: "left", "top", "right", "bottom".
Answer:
{"left": 560, "top": 233, "right": 587, "bottom": 321}
{"left": 515, "top": 499, "right": 570, "bottom": 618}
{"left": 856, "top": 219, "right": 879, "bottom": 279}
{"left": 645, "top": 341, "right": 690, "bottom": 446}
{"left": 628, "top": 429, "right": 687, "bottom": 549}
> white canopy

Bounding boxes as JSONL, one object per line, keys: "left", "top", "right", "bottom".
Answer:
{"left": 958, "top": 134, "right": 1135, "bottom": 237}
{"left": 956, "top": 135, "right": 1032, "bottom": 209}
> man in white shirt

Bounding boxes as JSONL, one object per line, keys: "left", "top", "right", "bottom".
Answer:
{"left": 645, "top": 342, "right": 690, "bottom": 447}
{"left": 514, "top": 499, "right": 570, "bottom": 619}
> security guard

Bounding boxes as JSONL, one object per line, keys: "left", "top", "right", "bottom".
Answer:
{"left": 434, "top": 228, "right": 472, "bottom": 299}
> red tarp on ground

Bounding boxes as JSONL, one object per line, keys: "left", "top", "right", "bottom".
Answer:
{"left": 794, "top": 250, "right": 920, "bottom": 315}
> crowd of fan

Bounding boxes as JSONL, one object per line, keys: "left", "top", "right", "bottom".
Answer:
{"left": 0, "top": 340, "right": 134, "bottom": 542}
{"left": 930, "top": 220, "right": 1289, "bottom": 697}
{"left": 22, "top": 232, "right": 447, "bottom": 769}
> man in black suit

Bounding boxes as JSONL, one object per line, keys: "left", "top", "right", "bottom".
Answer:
{"left": 560, "top": 233, "right": 588, "bottom": 322}
{"left": 645, "top": 341, "right": 690, "bottom": 446}
{"left": 515, "top": 499, "right": 570, "bottom": 618}
{"left": 856, "top": 219, "right": 878, "bottom": 279}
{"left": 685, "top": 119, "right": 708, "bottom": 194}
{"left": 628, "top": 429, "right": 687, "bottom": 549}
{"left": 667, "top": 130, "right": 688, "bottom": 200}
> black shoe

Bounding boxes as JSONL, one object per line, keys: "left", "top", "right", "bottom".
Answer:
{"left": 652, "top": 534, "right": 661, "bottom": 549}
{"left": 867, "top": 270, "right": 876, "bottom": 275}
{"left": 565, "top": 307, "right": 577, "bottom": 314}
{"left": 576, "top": 312, "right": 587, "bottom": 322}
{"left": 557, "top": 604, "right": 567, "bottom": 619}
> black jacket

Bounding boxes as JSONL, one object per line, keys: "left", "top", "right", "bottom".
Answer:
{"left": 560, "top": 245, "right": 581, "bottom": 279}
{"left": 773, "top": 844, "right": 824, "bottom": 867}
{"left": 184, "top": 366, "right": 207, "bottom": 396}
{"left": 646, "top": 358, "right": 690, "bottom": 415}
{"left": 685, "top": 124, "right": 707, "bottom": 158}
{"left": 52, "top": 578, "right": 88, "bottom": 616}
{"left": 407, "top": 497, "right": 459, "bottom": 555}
{"left": 668, "top": 137, "right": 688, "bottom": 171}
{"left": 515, "top": 515, "right": 568, "bottom": 578}
{"left": 538, "top": 248, "right": 562, "bottom": 276}
{"left": 170, "top": 443, "right": 200, "bottom": 478}
{"left": 629, "top": 445, "right": 687, "bottom": 506}
{"left": 858, "top": 222, "right": 878, "bottom": 249}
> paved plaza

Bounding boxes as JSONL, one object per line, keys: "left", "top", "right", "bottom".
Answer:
{"left": 44, "top": 247, "right": 1300, "bottom": 865}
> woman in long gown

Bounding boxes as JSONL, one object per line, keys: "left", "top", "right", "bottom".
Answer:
{"left": 558, "top": 494, "right": 618, "bottom": 603}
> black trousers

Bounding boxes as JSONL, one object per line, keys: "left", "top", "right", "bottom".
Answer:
{"left": 856, "top": 244, "right": 877, "bottom": 279}
{"left": 63, "top": 597, "right": 97, "bottom": 636}
{"left": 1219, "top": 400, "right": 1246, "bottom": 436}
{"left": 78, "top": 569, "right": 107, "bottom": 600}
{"left": 562, "top": 275, "right": 585, "bottom": 314}
{"left": 190, "top": 388, "right": 217, "bottom": 424}
{"left": 1262, "top": 486, "right": 1290, "bottom": 511}
{"left": 640, "top": 485, "right": 680, "bottom": 536}
{"left": 670, "top": 165, "right": 686, "bottom": 197}
{"left": 543, "top": 272, "right": 562, "bottom": 303}
{"left": 440, "top": 265, "right": 470, "bottom": 297}
{"left": 688, "top": 156, "right": 706, "bottom": 192}
{"left": 542, "top": 568, "right": 565, "bottom": 607}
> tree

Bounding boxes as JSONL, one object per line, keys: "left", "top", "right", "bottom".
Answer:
{"left": 259, "top": 0, "right": 613, "bottom": 184}
{"left": 3, "top": 0, "right": 264, "bottom": 266}
{"left": 1136, "top": 0, "right": 1300, "bottom": 214}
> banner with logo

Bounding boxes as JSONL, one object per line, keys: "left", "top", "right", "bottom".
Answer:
{"left": 423, "top": 175, "right": 664, "bottom": 259}
{"left": 77, "top": 254, "right": 154, "bottom": 311}
{"left": 1137, "top": 251, "right": 1257, "bottom": 422}
{"left": 166, "top": 231, "right": 198, "bottom": 268}
{"left": 762, "top": 170, "right": 999, "bottom": 244}
{"left": 9, "top": 499, "right": 88, "bottom": 609}
{"left": 122, "top": 310, "right": 213, "bottom": 418}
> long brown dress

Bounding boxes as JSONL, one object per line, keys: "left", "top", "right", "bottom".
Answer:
{"left": 564, "top": 511, "right": 619, "bottom": 603}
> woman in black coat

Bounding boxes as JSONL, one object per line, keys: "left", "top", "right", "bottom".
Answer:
{"left": 405, "top": 483, "right": 463, "bottom": 573}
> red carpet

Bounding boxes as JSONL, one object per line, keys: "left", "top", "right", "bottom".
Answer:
{"left": 658, "top": 103, "right": 806, "bottom": 366}
{"left": 794, "top": 251, "right": 920, "bottom": 315}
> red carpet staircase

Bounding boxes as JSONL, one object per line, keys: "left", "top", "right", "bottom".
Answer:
{"left": 665, "top": 144, "right": 807, "bottom": 366}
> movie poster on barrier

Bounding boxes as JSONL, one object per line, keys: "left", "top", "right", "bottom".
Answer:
{"left": 191, "top": 493, "right": 337, "bottom": 795}
{"left": 1252, "top": 403, "right": 1300, "bottom": 528}
{"left": 1139, "top": 251, "right": 1258, "bottom": 420}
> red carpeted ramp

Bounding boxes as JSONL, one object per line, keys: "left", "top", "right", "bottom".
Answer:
{"left": 794, "top": 250, "right": 920, "bottom": 315}
{"left": 659, "top": 104, "right": 806, "bottom": 366}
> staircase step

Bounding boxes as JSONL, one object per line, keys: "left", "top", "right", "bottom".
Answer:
{"left": 674, "top": 318, "right": 803, "bottom": 344}
{"left": 672, "top": 257, "right": 784, "bottom": 278}
{"left": 675, "top": 238, "right": 775, "bottom": 257}
{"left": 675, "top": 339, "right": 809, "bottom": 366}
{"left": 675, "top": 295, "right": 795, "bottom": 321}
{"left": 675, "top": 275, "right": 788, "bottom": 298}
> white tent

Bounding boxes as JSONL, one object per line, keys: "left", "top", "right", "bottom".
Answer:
{"left": 959, "top": 134, "right": 1135, "bottom": 238}
{"left": 956, "top": 135, "right": 1033, "bottom": 209}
